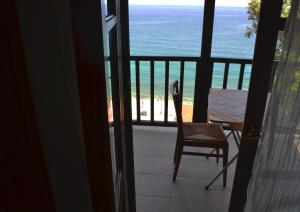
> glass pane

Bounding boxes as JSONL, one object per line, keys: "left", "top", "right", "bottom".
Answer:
{"left": 129, "top": 2, "right": 204, "bottom": 56}
{"left": 275, "top": 31, "right": 285, "bottom": 60}
{"left": 105, "top": 31, "right": 121, "bottom": 192}
{"left": 212, "top": 1, "right": 256, "bottom": 58}
{"left": 129, "top": 2, "right": 204, "bottom": 124}
{"left": 104, "top": 0, "right": 116, "bottom": 17}
{"left": 104, "top": 0, "right": 108, "bottom": 16}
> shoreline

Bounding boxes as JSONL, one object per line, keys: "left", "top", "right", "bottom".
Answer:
{"left": 131, "top": 93, "right": 195, "bottom": 105}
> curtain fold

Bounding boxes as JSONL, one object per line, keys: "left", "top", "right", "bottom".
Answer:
{"left": 244, "top": 0, "right": 300, "bottom": 211}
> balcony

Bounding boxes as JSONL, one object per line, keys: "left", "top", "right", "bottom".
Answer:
{"left": 130, "top": 55, "right": 249, "bottom": 211}
{"left": 133, "top": 126, "right": 238, "bottom": 212}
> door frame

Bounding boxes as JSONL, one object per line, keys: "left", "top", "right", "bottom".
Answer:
{"left": 229, "top": 0, "right": 284, "bottom": 211}
{"left": 70, "top": 0, "right": 135, "bottom": 211}
{"left": 101, "top": 0, "right": 124, "bottom": 210}
{"left": 115, "top": 0, "right": 136, "bottom": 211}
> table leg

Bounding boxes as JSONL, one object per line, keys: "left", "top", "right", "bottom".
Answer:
{"left": 205, "top": 154, "right": 239, "bottom": 190}
{"left": 205, "top": 129, "right": 241, "bottom": 189}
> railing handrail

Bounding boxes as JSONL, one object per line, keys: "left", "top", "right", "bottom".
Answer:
{"left": 130, "top": 55, "right": 199, "bottom": 61}
{"left": 211, "top": 57, "right": 252, "bottom": 64}
{"left": 130, "top": 55, "right": 253, "bottom": 126}
{"left": 130, "top": 55, "right": 252, "bottom": 64}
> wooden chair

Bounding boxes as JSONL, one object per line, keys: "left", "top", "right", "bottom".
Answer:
{"left": 170, "top": 80, "right": 229, "bottom": 187}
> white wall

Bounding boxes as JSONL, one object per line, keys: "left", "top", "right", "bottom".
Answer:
{"left": 17, "top": 1, "right": 93, "bottom": 211}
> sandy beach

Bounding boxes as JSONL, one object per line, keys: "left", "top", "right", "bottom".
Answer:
{"left": 131, "top": 97, "right": 193, "bottom": 122}
{"left": 131, "top": 89, "right": 248, "bottom": 123}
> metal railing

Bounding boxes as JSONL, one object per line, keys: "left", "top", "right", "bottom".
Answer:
{"left": 130, "top": 55, "right": 252, "bottom": 126}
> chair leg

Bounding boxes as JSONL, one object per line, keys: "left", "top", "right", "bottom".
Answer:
{"left": 173, "top": 134, "right": 180, "bottom": 164}
{"left": 222, "top": 146, "right": 228, "bottom": 187}
{"left": 216, "top": 148, "right": 219, "bottom": 163}
{"left": 206, "top": 148, "right": 216, "bottom": 159}
{"left": 173, "top": 144, "right": 183, "bottom": 182}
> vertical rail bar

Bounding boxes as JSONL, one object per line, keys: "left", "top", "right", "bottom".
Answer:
{"left": 150, "top": 60, "right": 154, "bottom": 123}
{"left": 180, "top": 61, "right": 185, "bottom": 104}
{"left": 193, "top": 0, "right": 215, "bottom": 123}
{"left": 135, "top": 60, "right": 140, "bottom": 122}
{"left": 223, "top": 63, "right": 229, "bottom": 89}
{"left": 164, "top": 61, "right": 169, "bottom": 124}
{"left": 238, "top": 63, "right": 245, "bottom": 90}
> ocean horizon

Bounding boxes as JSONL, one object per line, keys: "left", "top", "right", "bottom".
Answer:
{"left": 129, "top": 5, "right": 255, "bottom": 102}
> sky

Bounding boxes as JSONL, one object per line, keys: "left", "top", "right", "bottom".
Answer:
{"left": 129, "top": 0, "right": 249, "bottom": 7}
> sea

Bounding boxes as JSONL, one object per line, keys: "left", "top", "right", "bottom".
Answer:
{"left": 129, "top": 5, "right": 256, "bottom": 102}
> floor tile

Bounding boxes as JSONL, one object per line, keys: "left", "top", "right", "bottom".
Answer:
{"left": 133, "top": 127, "right": 155, "bottom": 140}
{"left": 134, "top": 141, "right": 150, "bottom": 156}
{"left": 146, "top": 141, "right": 175, "bottom": 158}
{"left": 133, "top": 125, "right": 156, "bottom": 132}
{"left": 137, "top": 174, "right": 173, "bottom": 197}
{"left": 135, "top": 173, "right": 142, "bottom": 191}
{"left": 153, "top": 128, "right": 177, "bottom": 142}
{"left": 154, "top": 126, "right": 177, "bottom": 134}
{"left": 133, "top": 127, "right": 156, "bottom": 156}
{"left": 135, "top": 156, "right": 173, "bottom": 175}
{"left": 133, "top": 126, "right": 235, "bottom": 212}
{"left": 171, "top": 177, "right": 232, "bottom": 204}
{"left": 135, "top": 156, "right": 146, "bottom": 172}
{"left": 136, "top": 195, "right": 170, "bottom": 212}
{"left": 176, "top": 157, "right": 228, "bottom": 180}
{"left": 168, "top": 198, "right": 228, "bottom": 212}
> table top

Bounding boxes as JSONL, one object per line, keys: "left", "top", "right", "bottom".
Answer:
{"left": 208, "top": 89, "right": 248, "bottom": 130}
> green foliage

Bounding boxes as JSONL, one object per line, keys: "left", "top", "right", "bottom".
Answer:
{"left": 245, "top": 0, "right": 291, "bottom": 58}
{"left": 245, "top": 0, "right": 260, "bottom": 38}
{"left": 281, "top": 0, "right": 292, "bottom": 18}
{"left": 140, "top": 111, "right": 147, "bottom": 116}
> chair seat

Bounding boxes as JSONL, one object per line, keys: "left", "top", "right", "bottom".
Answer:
{"left": 183, "top": 123, "right": 227, "bottom": 143}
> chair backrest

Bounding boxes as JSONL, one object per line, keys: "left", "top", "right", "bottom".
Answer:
{"left": 170, "top": 80, "right": 183, "bottom": 133}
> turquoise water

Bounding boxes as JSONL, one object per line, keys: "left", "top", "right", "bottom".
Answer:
{"left": 129, "top": 5, "right": 256, "bottom": 102}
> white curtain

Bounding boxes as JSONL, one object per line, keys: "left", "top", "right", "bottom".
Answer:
{"left": 244, "top": 0, "right": 300, "bottom": 211}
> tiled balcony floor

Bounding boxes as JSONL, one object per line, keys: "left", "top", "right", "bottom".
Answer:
{"left": 133, "top": 126, "right": 239, "bottom": 212}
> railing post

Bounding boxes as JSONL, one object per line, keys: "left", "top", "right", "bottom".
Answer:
{"left": 193, "top": 0, "right": 215, "bottom": 123}
{"left": 179, "top": 61, "right": 185, "bottom": 104}
{"left": 135, "top": 60, "right": 140, "bottom": 122}
{"left": 223, "top": 63, "right": 229, "bottom": 89}
{"left": 238, "top": 63, "right": 245, "bottom": 90}
{"left": 164, "top": 61, "right": 169, "bottom": 124}
{"left": 150, "top": 60, "right": 154, "bottom": 123}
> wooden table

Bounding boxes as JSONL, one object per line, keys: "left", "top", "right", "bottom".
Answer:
{"left": 205, "top": 88, "right": 248, "bottom": 189}
{"left": 208, "top": 88, "right": 248, "bottom": 131}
